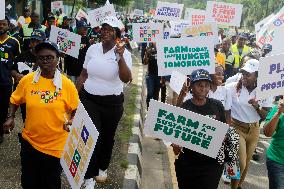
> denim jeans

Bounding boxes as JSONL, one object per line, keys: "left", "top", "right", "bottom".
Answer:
{"left": 146, "top": 74, "right": 161, "bottom": 107}
{"left": 266, "top": 157, "right": 284, "bottom": 189}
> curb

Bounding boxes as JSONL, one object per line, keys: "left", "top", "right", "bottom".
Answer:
{"left": 122, "top": 64, "right": 144, "bottom": 189}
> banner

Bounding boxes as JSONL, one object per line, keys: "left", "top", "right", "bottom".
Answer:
{"left": 132, "top": 23, "right": 163, "bottom": 42}
{"left": 184, "top": 8, "right": 206, "bottom": 26}
{"left": 49, "top": 26, "right": 81, "bottom": 58}
{"left": 256, "top": 54, "right": 284, "bottom": 100}
{"left": 255, "top": 13, "right": 275, "bottom": 35}
{"left": 169, "top": 20, "right": 190, "bottom": 37}
{"left": 60, "top": 102, "right": 99, "bottom": 189}
{"left": 156, "top": 36, "right": 215, "bottom": 76}
{"left": 256, "top": 6, "right": 284, "bottom": 48}
{"left": 144, "top": 100, "right": 229, "bottom": 158}
{"left": 0, "top": 0, "right": 4, "bottom": 20}
{"left": 133, "top": 9, "right": 144, "bottom": 17}
{"left": 51, "top": 1, "right": 63, "bottom": 13}
{"left": 271, "top": 26, "right": 284, "bottom": 55}
{"left": 169, "top": 71, "right": 187, "bottom": 94}
{"left": 206, "top": 1, "right": 243, "bottom": 27}
{"left": 76, "top": 9, "right": 89, "bottom": 23}
{"left": 181, "top": 22, "right": 219, "bottom": 44}
{"left": 88, "top": 4, "right": 116, "bottom": 27}
{"left": 154, "top": 1, "right": 184, "bottom": 21}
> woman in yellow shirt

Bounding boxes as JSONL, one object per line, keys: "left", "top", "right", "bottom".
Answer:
{"left": 3, "top": 41, "right": 79, "bottom": 189}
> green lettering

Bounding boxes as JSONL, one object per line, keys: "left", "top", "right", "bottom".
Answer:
{"left": 176, "top": 54, "right": 181, "bottom": 60}
{"left": 174, "top": 129, "right": 181, "bottom": 138}
{"left": 154, "top": 123, "right": 163, "bottom": 131}
{"left": 181, "top": 132, "right": 191, "bottom": 141}
{"left": 174, "top": 61, "right": 180, "bottom": 67}
{"left": 191, "top": 136, "right": 201, "bottom": 145}
{"left": 177, "top": 115, "right": 186, "bottom": 125}
{"left": 165, "top": 113, "right": 176, "bottom": 122}
{"left": 197, "top": 60, "right": 203, "bottom": 66}
{"left": 175, "top": 46, "right": 180, "bottom": 53}
{"left": 164, "top": 47, "right": 168, "bottom": 54}
{"left": 163, "top": 126, "right": 173, "bottom": 135}
{"left": 181, "top": 61, "right": 186, "bottom": 67}
{"left": 169, "top": 47, "right": 175, "bottom": 53}
{"left": 181, "top": 46, "right": 188, "bottom": 53}
{"left": 192, "top": 60, "right": 197, "bottom": 66}
{"left": 186, "top": 119, "right": 199, "bottom": 129}
{"left": 158, "top": 109, "right": 167, "bottom": 118}
{"left": 201, "top": 139, "right": 210, "bottom": 149}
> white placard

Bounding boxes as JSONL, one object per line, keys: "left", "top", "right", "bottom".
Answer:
{"left": 144, "top": 100, "right": 229, "bottom": 158}
{"left": 60, "top": 102, "right": 99, "bottom": 189}
{"left": 132, "top": 23, "right": 163, "bottom": 43}
{"left": 169, "top": 71, "right": 187, "bottom": 94}
{"left": 181, "top": 22, "right": 219, "bottom": 45}
{"left": 255, "top": 13, "right": 275, "bottom": 35}
{"left": 169, "top": 20, "right": 190, "bottom": 37}
{"left": 0, "top": 0, "right": 5, "bottom": 20}
{"left": 256, "top": 53, "right": 284, "bottom": 100}
{"left": 154, "top": 1, "right": 184, "bottom": 21}
{"left": 206, "top": 1, "right": 243, "bottom": 27}
{"left": 51, "top": 1, "right": 63, "bottom": 13}
{"left": 156, "top": 36, "right": 215, "bottom": 76}
{"left": 271, "top": 26, "right": 284, "bottom": 55}
{"left": 184, "top": 8, "right": 206, "bottom": 26}
{"left": 49, "top": 25, "right": 82, "bottom": 58}
{"left": 256, "top": 6, "right": 284, "bottom": 48}
{"left": 17, "top": 62, "right": 32, "bottom": 73}
{"left": 88, "top": 4, "right": 116, "bottom": 28}
{"left": 76, "top": 9, "right": 89, "bottom": 23}
{"left": 133, "top": 9, "right": 144, "bottom": 17}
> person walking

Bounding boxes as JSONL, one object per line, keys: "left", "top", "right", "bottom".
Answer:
{"left": 3, "top": 41, "right": 79, "bottom": 188}
{"left": 173, "top": 69, "right": 239, "bottom": 189}
{"left": 264, "top": 100, "right": 284, "bottom": 189}
{"left": 76, "top": 16, "right": 132, "bottom": 189}
{"left": 0, "top": 16, "right": 21, "bottom": 143}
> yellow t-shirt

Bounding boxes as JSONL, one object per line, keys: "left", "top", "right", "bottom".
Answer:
{"left": 10, "top": 72, "right": 79, "bottom": 158}
{"left": 215, "top": 52, "right": 226, "bottom": 69}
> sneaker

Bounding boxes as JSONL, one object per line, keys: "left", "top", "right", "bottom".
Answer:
{"left": 222, "top": 174, "right": 231, "bottom": 183}
{"left": 83, "top": 178, "right": 95, "bottom": 189}
{"left": 252, "top": 151, "right": 260, "bottom": 161}
{"left": 95, "top": 169, "right": 107, "bottom": 183}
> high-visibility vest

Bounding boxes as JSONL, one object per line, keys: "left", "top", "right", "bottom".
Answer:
{"left": 231, "top": 44, "right": 250, "bottom": 68}
{"left": 22, "top": 24, "right": 46, "bottom": 39}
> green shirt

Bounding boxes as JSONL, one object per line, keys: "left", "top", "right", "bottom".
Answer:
{"left": 266, "top": 105, "right": 284, "bottom": 165}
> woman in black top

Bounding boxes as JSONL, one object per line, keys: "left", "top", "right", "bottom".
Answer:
{"left": 173, "top": 69, "right": 239, "bottom": 189}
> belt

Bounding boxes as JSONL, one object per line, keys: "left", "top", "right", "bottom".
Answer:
{"left": 232, "top": 118, "right": 258, "bottom": 134}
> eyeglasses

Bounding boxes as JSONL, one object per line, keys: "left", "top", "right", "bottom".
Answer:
{"left": 37, "top": 55, "right": 56, "bottom": 63}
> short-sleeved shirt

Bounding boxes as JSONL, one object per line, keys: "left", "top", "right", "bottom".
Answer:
{"left": 266, "top": 105, "right": 284, "bottom": 165}
{"left": 0, "top": 36, "right": 21, "bottom": 85}
{"left": 226, "top": 82, "right": 274, "bottom": 123}
{"left": 83, "top": 42, "right": 132, "bottom": 95}
{"left": 10, "top": 72, "right": 79, "bottom": 158}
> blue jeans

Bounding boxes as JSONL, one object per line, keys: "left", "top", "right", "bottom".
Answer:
{"left": 146, "top": 74, "right": 161, "bottom": 107}
{"left": 266, "top": 157, "right": 284, "bottom": 189}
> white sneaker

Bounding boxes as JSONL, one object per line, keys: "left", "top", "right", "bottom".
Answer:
{"left": 83, "top": 178, "right": 95, "bottom": 189}
{"left": 222, "top": 174, "right": 231, "bottom": 183}
{"left": 95, "top": 169, "right": 108, "bottom": 183}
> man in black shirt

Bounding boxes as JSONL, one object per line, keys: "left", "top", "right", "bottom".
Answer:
{"left": 0, "top": 17, "right": 21, "bottom": 143}
{"left": 143, "top": 43, "right": 160, "bottom": 108}
{"left": 64, "top": 20, "right": 90, "bottom": 84}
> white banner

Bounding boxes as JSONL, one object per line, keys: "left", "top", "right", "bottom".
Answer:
{"left": 51, "top": 1, "right": 63, "bottom": 13}
{"left": 156, "top": 36, "right": 215, "bottom": 76}
{"left": 60, "top": 102, "right": 99, "bottom": 189}
{"left": 256, "top": 6, "right": 284, "bottom": 48}
{"left": 184, "top": 8, "right": 206, "bottom": 26}
{"left": 0, "top": 0, "right": 5, "bottom": 20}
{"left": 132, "top": 23, "right": 163, "bottom": 43}
{"left": 256, "top": 53, "right": 284, "bottom": 100}
{"left": 76, "top": 9, "right": 89, "bottom": 23}
{"left": 133, "top": 9, "right": 144, "bottom": 16}
{"left": 88, "top": 4, "right": 116, "bottom": 27}
{"left": 206, "top": 1, "right": 243, "bottom": 27}
{"left": 271, "top": 26, "right": 284, "bottom": 55}
{"left": 144, "top": 100, "right": 229, "bottom": 158}
{"left": 255, "top": 13, "right": 275, "bottom": 35}
{"left": 154, "top": 1, "right": 184, "bottom": 21}
{"left": 169, "top": 20, "right": 190, "bottom": 37}
{"left": 49, "top": 26, "right": 82, "bottom": 58}
{"left": 169, "top": 71, "right": 187, "bottom": 94}
{"left": 181, "top": 22, "right": 219, "bottom": 45}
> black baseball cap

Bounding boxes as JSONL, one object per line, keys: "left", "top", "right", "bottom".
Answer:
{"left": 190, "top": 69, "right": 212, "bottom": 84}
{"left": 76, "top": 20, "right": 89, "bottom": 28}
{"left": 35, "top": 41, "right": 60, "bottom": 55}
{"left": 31, "top": 29, "right": 46, "bottom": 41}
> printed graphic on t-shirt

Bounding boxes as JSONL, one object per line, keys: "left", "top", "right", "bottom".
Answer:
{"left": 205, "top": 114, "right": 217, "bottom": 119}
{"left": 30, "top": 90, "right": 62, "bottom": 104}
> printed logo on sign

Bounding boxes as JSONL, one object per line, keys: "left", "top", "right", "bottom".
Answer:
{"left": 139, "top": 26, "right": 160, "bottom": 42}
{"left": 81, "top": 126, "right": 89, "bottom": 144}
